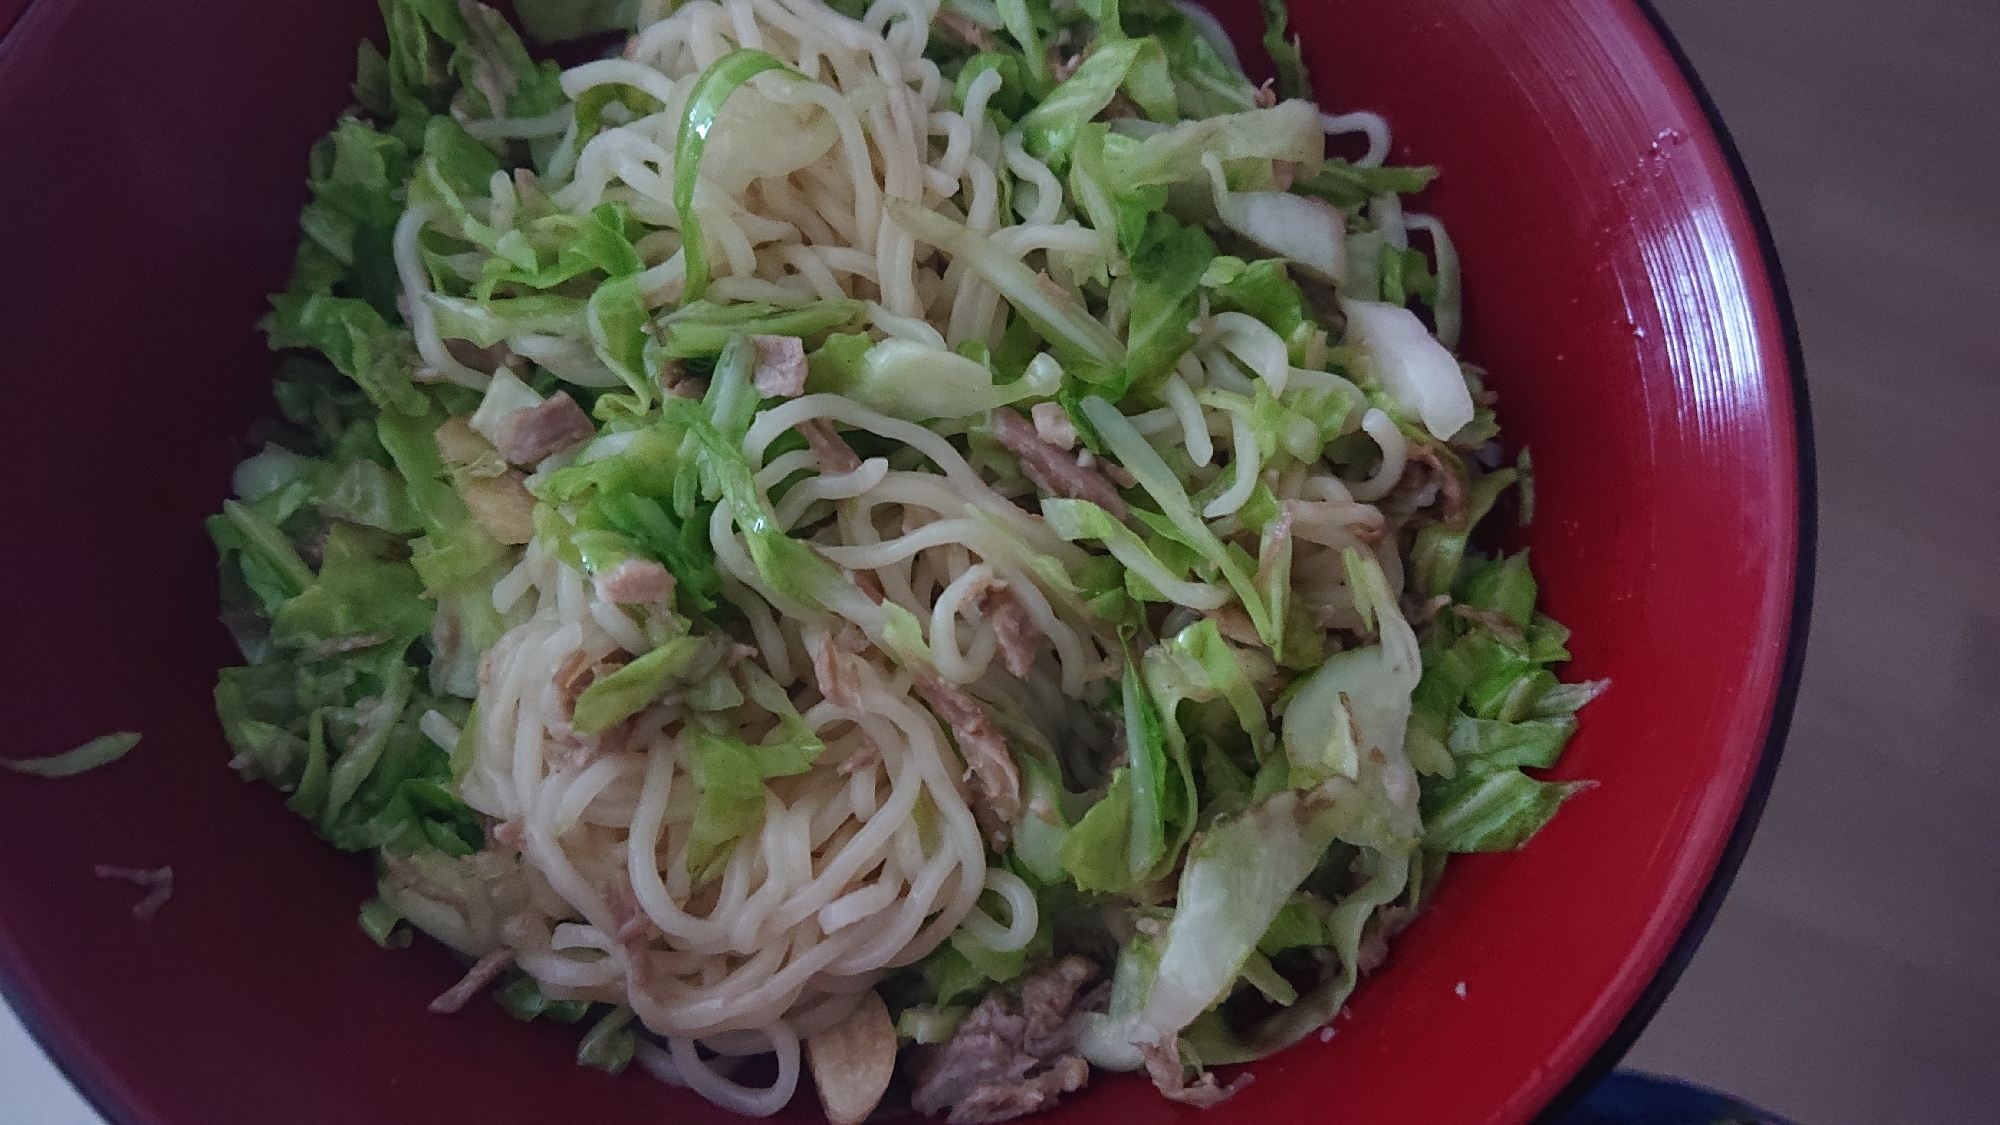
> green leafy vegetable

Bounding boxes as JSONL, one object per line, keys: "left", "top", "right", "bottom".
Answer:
{"left": 514, "top": 0, "right": 637, "bottom": 43}
{"left": 494, "top": 969, "right": 591, "bottom": 1023}
{"left": 1019, "top": 37, "right": 1175, "bottom": 167}
{"left": 1424, "top": 768, "right": 1591, "bottom": 853}
{"left": 1041, "top": 499, "right": 1222, "bottom": 610}
{"left": 655, "top": 299, "right": 865, "bottom": 360}
{"left": 1058, "top": 768, "right": 1138, "bottom": 893}
{"left": 2, "top": 732, "right": 142, "bottom": 778}
{"left": 1079, "top": 397, "right": 1275, "bottom": 644}
{"left": 1293, "top": 159, "right": 1438, "bottom": 211}
{"left": 270, "top": 524, "right": 434, "bottom": 655}
{"left": 1107, "top": 99, "right": 1324, "bottom": 189}
{"left": 1120, "top": 214, "right": 1215, "bottom": 394}
{"left": 572, "top": 635, "right": 723, "bottom": 734}
{"left": 577, "top": 1006, "right": 638, "bottom": 1075}
{"left": 685, "top": 715, "right": 823, "bottom": 876}
{"left": 675, "top": 50, "right": 801, "bottom": 301}
{"left": 814, "top": 337, "right": 1059, "bottom": 420}
{"left": 1257, "top": 0, "right": 1311, "bottom": 101}
{"left": 358, "top": 895, "right": 413, "bottom": 949}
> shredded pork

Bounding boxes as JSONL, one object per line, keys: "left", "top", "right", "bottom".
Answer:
{"left": 971, "top": 574, "right": 1045, "bottom": 677}
{"left": 1207, "top": 603, "right": 1265, "bottom": 648}
{"left": 495, "top": 392, "right": 595, "bottom": 466}
{"left": 1401, "top": 442, "right": 1469, "bottom": 524}
{"left": 909, "top": 958, "right": 1103, "bottom": 1124}
{"left": 989, "top": 407, "right": 1128, "bottom": 518}
{"left": 593, "top": 557, "right": 675, "bottom": 606}
{"left": 799, "top": 418, "right": 864, "bottom": 474}
{"left": 1255, "top": 507, "right": 1296, "bottom": 594}
{"left": 913, "top": 674, "right": 1021, "bottom": 848}
{"left": 750, "top": 334, "right": 810, "bottom": 398}
{"left": 428, "top": 948, "right": 515, "bottom": 1014}
{"left": 807, "top": 629, "right": 867, "bottom": 711}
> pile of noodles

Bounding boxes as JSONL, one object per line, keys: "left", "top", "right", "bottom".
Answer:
{"left": 373, "top": 0, "right": 1426, "bottom": 1113}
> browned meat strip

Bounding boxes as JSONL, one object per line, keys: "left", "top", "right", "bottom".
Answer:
{"left": 989, "top": 407, "right": 1128, "bottom": 518}
{"left": 1078, "top": 449, "right": 1137, "bottom": 488}
{"left": 1354, "top": 903, "right": 1420, "bottom": 976}
{"left": 1018, "top": 956, "right": 1095, "bottom": 1057}
{"left": 1099, "top": 90, "right": 1143, "bottom": 121}
{"left": 604, "top": 871, "right": 655, "bottom": 944}
{"left": 750, "top": 334, "right": 809, "bottom": 398}
{"left": 428, "top": 948, "right": 514, "bottom": 1014}
{"left": 808, "top": 630, "right": 866, "bottom": 711}
{"left": 495, "top": 392, "right": 595, "bottom": 466}
{"left": 799, "top": 418, "right": 864, "bottom": 475}
{"left": 971, "top": 574, "right": 1044, "bottom": 678}
{"left": 849, "top": 567, "right": 887, "bottom": 604}
{"left": 554, "top": 648, "right": 601, "bottom": 719}
{"left": 837, "top": 739, "right": 882, "bottom": 776}
{"left": 911, "top": 995, "right": 1027, "bottom": 1116}
{"left": 949, "top": 1057, "right": 1088, "bottom": 1124}
{"left": 913, "top": 674, "right": 1021, "bottom": 848}
{"left": 1401, "top": 441, "right": 1468, "bottom": 525}
{"left": 593, "top": 557, "right": 675, "bottom": 606}
{"left": 94, "top": 864, "right": 173, "bottom": 922}
{"left": 909, "top": 957, "right": 1104, "bottom": 1124}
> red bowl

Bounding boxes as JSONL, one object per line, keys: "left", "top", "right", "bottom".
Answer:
{"left": 0, "top": 1, "right": 1809, "bottom": 1123}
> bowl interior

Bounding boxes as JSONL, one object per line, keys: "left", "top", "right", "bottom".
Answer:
{"left": 0, "top": 2, "right": 1802, "bottom": 1123}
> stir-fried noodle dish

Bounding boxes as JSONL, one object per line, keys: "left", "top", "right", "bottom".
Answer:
{"left": 209, "top": 0, "right": 1606, "bottom": 1118}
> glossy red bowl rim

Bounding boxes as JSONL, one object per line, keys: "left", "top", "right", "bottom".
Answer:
{"left": 0, "top": 0, "right": 1814, "bottom": 1120}
{"left": 1522, "top": 2, "right": 1814, "bottom": 1114}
